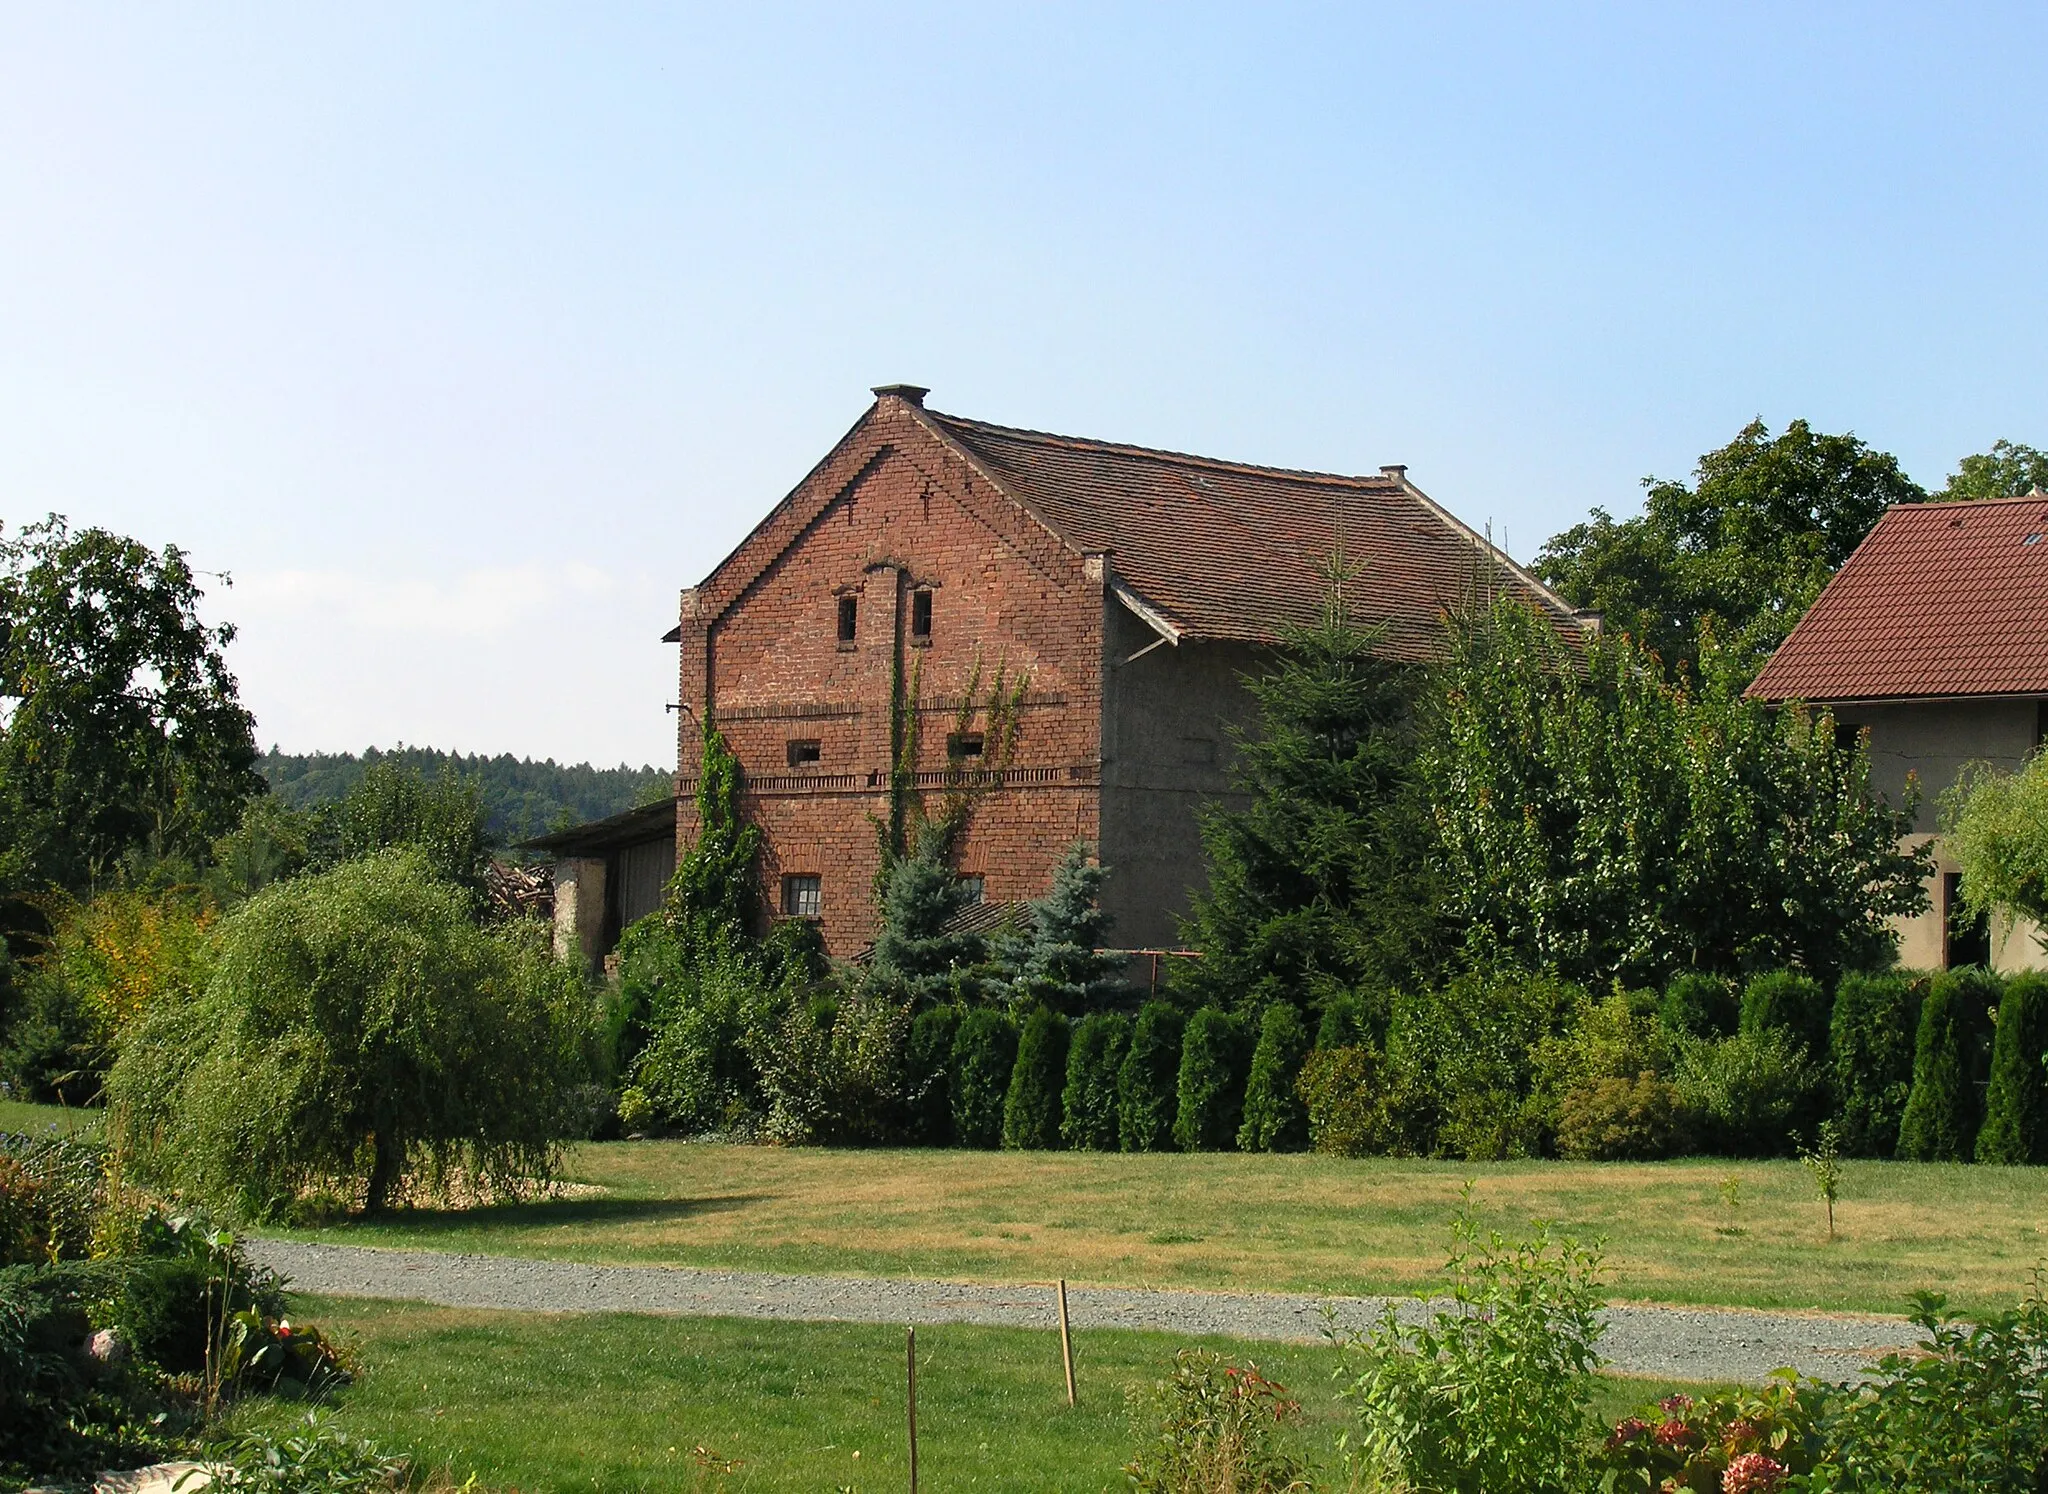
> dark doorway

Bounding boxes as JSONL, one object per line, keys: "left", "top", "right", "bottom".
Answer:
{"left": 1944, "top": 871, "right": 1992, "bottom": 969}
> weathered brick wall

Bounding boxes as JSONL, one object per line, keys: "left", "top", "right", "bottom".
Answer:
{"left": 676, "top": 396, "right": 1105, "bottom": 955}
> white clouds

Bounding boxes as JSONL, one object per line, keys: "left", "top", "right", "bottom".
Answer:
{"left": 221, "top": 562, "right": 679, "bottom": 768}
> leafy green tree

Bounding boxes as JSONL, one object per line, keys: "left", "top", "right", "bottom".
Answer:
{"left": 1535, "top": 419, "right": 1925, "bottom": 679}
{"left": 995, "top": 843, "right": 1130, "bottom": 1013}
{"left": 1976, "top": 974, "right": 2048, "bottom": 1166}
{"left": 1060, "top": 1010, "right": 1130, "bottom": 1150}
{"left": 1001, "top": 1006, "right": 1069, "bottom": 1150}
{"left": 1237, "top": 1001, "right": 1311, "bottom": 1152}
{"left": 1937, "top": 440, "right": 2048, "bottom": 502}
{"left": 1944, "top": 754, "right": 2048, "bottom": 955}
{"left": 872, "top": 822, "right": 984, "bottom": 1003}
{"left": 1423, "top": 596, "right": 1927, "bottom": 988}
{"left": 0, "top": 516, "right": 261, "bottom": 895}
{"left": 312, "top": 759, "right": 491, "bottom": 900}
{"left": 1179, "top": 556, "right": 1444, "bottom": 1019}
{"left": 106, "top": 847, "right": 589, "bottom": 1216}
{"left": 1117, "top": 1001, "right": 1184, "bottom": 1152}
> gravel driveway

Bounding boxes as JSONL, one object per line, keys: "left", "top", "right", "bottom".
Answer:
{"left": 252, "top": 1238, "right": 1916, "bottom": 1384}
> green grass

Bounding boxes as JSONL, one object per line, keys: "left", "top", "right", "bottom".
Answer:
{"left": 0, "top": 1098, "right": 101, "bottom": 1137}
{"left": 229, "top": 1295, "right": 1710, "bottom": 1493}
{"left": 269, "top": 1142, "right": 2048, "bottom": 1315}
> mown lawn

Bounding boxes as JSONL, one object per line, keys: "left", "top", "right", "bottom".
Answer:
{"left": 0, "top": 1098, "right": 101, "bottom": 1137}
{"left": 271, "top": 1142, "right": 2048, "bottom": 1316}
{"left": 230, "top": 1295, "right": 1709, "bottom": 1493}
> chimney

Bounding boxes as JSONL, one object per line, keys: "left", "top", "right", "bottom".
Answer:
{"left": 1379, "top": 464, "right": 1408, "bottom": 482}
{"left": 872, "top": 383, "right": 930, "bottom": 406}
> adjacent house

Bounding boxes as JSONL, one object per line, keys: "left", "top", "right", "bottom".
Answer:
{"left": 1748, "top": 492, "right": 2048, "bottom": 973}
{"left": 663, "top": 384, "right": 1582, "bottom": 959}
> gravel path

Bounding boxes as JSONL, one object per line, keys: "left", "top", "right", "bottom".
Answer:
{"left": 252, "top": 1239, "right": 1917, "bottom": 1384}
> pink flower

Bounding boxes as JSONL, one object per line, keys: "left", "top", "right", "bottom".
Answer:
{"left": 1606, "top": 1417, "right": 1651, "bottom": 1450}
{"left": 1653, "top": 1419, "right": 1700, "bottom": 1450}
{"left": 1658, "top": 1394, "right": 1696, "bottom": 1416}
{"left": 1722, "top": 1451, "right": 1788, "bottom": 1494}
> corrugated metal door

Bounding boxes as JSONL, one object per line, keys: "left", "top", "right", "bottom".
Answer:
{"left": 615, "top": 836, "right": 677, "bottom": 930}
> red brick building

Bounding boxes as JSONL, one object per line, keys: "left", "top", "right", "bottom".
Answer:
{"left": 669, "top": 385, "right": 1579, "bottom": 958}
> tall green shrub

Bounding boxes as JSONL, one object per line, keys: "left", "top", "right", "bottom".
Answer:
{"left": 1173, "top": 1008, "right": 1247, "bottom": 1152}
{"left": 1117, "top": 1002, "right": 1184, "bottom": 1152}
{"left": 1672, "top": 1028, "right": 1822, "bottom": 1158}
{"left": 904, "top": 1004, "right": 961, "bottom": 1145}
{"left": 1977, "top": 973, "right": 2048, "bottom": 1165}
{"left": 1237, "top": 1003, "right": 1310, "bottom": 1151}
{"left": 1659, "top": 972, "right": 1740, "bottom": 1039}
{"left": 1061, "top": 1011, "right": 1130, "bottom": 1151}
{"left": 1385, "top": 970, "right": 1577, "bottom": 1160}
{"left": 1002, "top": 1007, "right": 1069, "bottom": 1150}
{"left": 949, "top": 1008, "right": 1017, "bottom": 1149}
{"left": 105, "top": 847, "right": 589, "bottom": 1217}
{"left": 1740, "top": 969, "right": 1832, "bottom": 1059}
{"left": 1831, "top": 971, "right": 1925, "bottom": 1158}
{"left": 1897, "top": 968, "right": 2000, "bottom": 1162}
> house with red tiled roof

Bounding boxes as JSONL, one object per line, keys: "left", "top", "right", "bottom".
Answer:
{"left": 649, "top": 384, "right": 1585, "bottom": 958}
{"left": 1749, "top": 493, "right": 2048, "bottom": 973}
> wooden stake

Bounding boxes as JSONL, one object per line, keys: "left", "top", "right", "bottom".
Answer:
{"left": 906, "top": 1325, "right": 919, "bottom": 1494}
{"left": 1056, "top": 1279, "right": 1076, "bottom": 1407}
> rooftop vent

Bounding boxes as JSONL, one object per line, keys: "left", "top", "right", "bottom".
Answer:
{"left": 1380, "top": 464, "right": 1409, "bottom": 481}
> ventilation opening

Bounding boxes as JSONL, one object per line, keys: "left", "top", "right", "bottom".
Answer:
{"left": 781, "top": 874, "right": 822, "bottom": 919}
{"left": 837, "top": 596, "right": 858, "bottom": 646}
{"left": 947, "top": 732, "right": 985, "bottom": 761}
{"left": 957, "top": 874, "right": 985, "bottom": 904}
{"left": 786, "top": 739, "right": 821, "bottom": 767}
{"left": 911, "top": 588, "right": 933, "bottom": 640}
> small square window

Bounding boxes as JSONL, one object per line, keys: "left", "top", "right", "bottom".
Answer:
{"left": 781, "top": 874, "right": 822, "bottom": 919}
{"left": 787, "top": 739, "right": 821, "bottom": 767}
{"left": 958, "top": 874, "right": 985, "bottom": 904}
{"left": 947, "top": 731, "right": 985, "bottom": 760}
{"left": 911, "top": 589, "right": 933, "bottom": 640}
{"left": 837, "top": 596, "right": 858, "bottom": 646}
{"left": 1832, "top": 721, "right": 1862, "bottom": 754}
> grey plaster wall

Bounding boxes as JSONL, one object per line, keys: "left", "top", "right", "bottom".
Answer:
{"left": 1097, "top": 597, "right": 1261, "bottom": 950}
{"left": 1834, "top": 697, "right": 2045, "bottom": 973}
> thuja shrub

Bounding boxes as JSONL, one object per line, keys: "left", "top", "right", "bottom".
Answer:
{"left": 1660, "top": 972, "right": 1741, "bottom": 1040}
{"left": 1316, "top": 993, "right": 1372, "bottom": 1050}
{"left": 1976, "top": 973, "right": 2048, "bottom": 1165}
{"left": 1830, "top": 971, "right": 1926, "bottom": 1159}
{"left": 1118, "top": 1002, "right": 1184, "bottom": 1153}
{"left": 1741, "top": 969, "right": 1833, "bottom": 1059}
{"left": 1297, "top": 1045, "right": 1396, "bottom": 1157}
{"left": 1060, "top": 1011, "right": 1130, "bottom": 1151}
{"left": 904, "top": 1004, "right": 961, "bottom": 1146}
{"left": 1339, "top": 1207, "right": 1607, "bottom": 1494}
{"left": 1896, "top": 967, "right": 1999, "bottom": 1163}
{"left": 949, "top": 1008, "right": 1018, "bottom": 1150}
{"left": 1174, "top": 1008, "right": 1248, "bottom": 1152}
{"left": 1002, "top": 1006, "right": 1069, "bottom": 1150}
{"left": 1238, "top": 1003, "right": 1311, "bottom": 1152}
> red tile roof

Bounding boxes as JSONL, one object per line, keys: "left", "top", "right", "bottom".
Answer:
{"left": 1748, "top": 494, "right": 2048, "bottom": 702}
{"left": 922, "top": 410, "right": 1577, "bottom": 659}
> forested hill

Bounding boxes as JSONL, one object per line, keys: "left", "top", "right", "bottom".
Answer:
{"left": 259, "top": 747, "right": 673, "bottom": 845}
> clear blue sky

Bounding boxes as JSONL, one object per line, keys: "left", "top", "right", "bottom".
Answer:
{"left": 4, "top": 4, "right": 2042, "bottom": 769}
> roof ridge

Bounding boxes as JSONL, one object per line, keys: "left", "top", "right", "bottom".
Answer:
{"left": 928, "top": 409, "right": 1398, "bottom": 491}
{"left": 1897, "top": 493, "right": 2048, "bottom": 512}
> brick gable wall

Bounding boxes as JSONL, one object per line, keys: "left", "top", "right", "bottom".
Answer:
{"left": 676, "top": 399, "right": 1105, "bottom": 955}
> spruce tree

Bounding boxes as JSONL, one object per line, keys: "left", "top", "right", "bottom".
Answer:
{"left": 1174, "top": 1008, "right": 1248, "bottom": 1152}
{"left": 1238, "top": 1002, "right": 1311, "bottom": 1151}
{"left": 1002, "top": 1006, "right": 1069, "bottom": 1149}
{"left": 1178, "top": 557, "right": 1442, "bottom": 1017}
{"left": 1061, "top": 1011, "right": 1131, "bottom": 1150}
{"left": 872, "top": 822, "right": 984, "bottom": 1003}
{"left": 1117, "top": 1001, "right": 1184, "bottom": 1152}
{"left": 998, "top": 843, "right": 1132, "bottom": 1012}
{"left": 1897, "top": 968, "right": 1998, "bottom": 1162}
{"left": 1977, "top": 974, "right": 2048, "bottom": 1165}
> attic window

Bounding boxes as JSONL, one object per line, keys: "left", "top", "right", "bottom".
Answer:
{"left": 947, "top": 731, "right": 985, "bottom": 761}
{"left": 911, "top": 589, "right": 933, "bottom": 641}
{"left": 958, "top": 874, "right": 985, "bottom": 904}
{"left": 2025, "top": 533, "right": 2042, "bottom": 546}
{"left": 786, "top": 739, "right": 821, "bottom": 767}
{"left": 837, "top": 596, "right": 858, "bottom": 647}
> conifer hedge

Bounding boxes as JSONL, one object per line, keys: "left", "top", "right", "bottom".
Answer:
{"left": 1117, "top": 1002, "right": 1184, "bottom": 1152}
{"left": 1660, "top": 972, "right": 1740, "bottom": 1039}
{"left": 1061, "top": 1011, "right": 1130, "bottom": 1151}
{"left": 1977, "top": 973, "right": 2048, "bottom": 1166}
{"left": 1740, "top": 969, "right": 1832, "bottom": 1059}
{"left": 1002, "top": 1006, "right": 1069, "bottom": 1150}
{"left": 1174, "top": 1007, "right": 1248, "bottom": 1152}
{"left": 1238, "top": 1003, "right": 1310, "bottom": 1151}
{"left": 1829, "top": 971, "right": 1923, "bottom": 1159}
{"left": 949, "top": 1008, "right": 1018, "bottom": 1150}
{"left": 1897, "top": 968, "right": 1999, "bottom": 1162}
{"left": 905, "top": 1004, "right": 961, "bottom": 1145}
